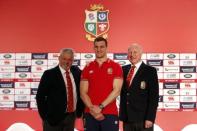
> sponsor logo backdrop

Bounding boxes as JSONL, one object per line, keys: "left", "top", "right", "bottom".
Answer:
{"left": 0, "top": 53, "right": 197, "bottom": 112}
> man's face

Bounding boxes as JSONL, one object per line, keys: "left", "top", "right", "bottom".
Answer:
{"left": 58, "top": 52, "right": 73, "bottom": 70}
{"left": 128, "top": 46, "right": 142, "bottom": 65}
{"left": 94, "top": 41, "right": 107, "bottom": 58}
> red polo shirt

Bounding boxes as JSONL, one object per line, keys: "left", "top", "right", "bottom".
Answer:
{"left": 81, "top": 59, "right": 123, "bottom": 115}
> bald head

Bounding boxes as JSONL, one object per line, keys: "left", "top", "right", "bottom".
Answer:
{"left": 128, "top": 43, "right": 143, "bottom": 54}
{"left": 127, "top": 43, "right": 143, "bottom": 65}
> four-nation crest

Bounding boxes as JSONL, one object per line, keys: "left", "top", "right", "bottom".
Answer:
{"left": 84, "top": 4, "right": 110, "bottom": 41}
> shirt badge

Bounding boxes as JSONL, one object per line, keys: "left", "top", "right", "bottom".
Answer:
{"left": 89, "top": 70, "right": 93, "bottom": 74}
{"left": 140, "top": 81, "right": 146, "bottom": 89}
{"left": 107, "top": 68, "right": 113, "bottom": 74}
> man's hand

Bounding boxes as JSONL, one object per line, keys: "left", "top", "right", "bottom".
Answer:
{"left": 91, "top": 105, "right": 102, "bottom": 114}
{"left": 93, "top": 113, "right": 105, "bottom": 121}
{"left": 145, "top": 120, "right": 153, "bottom": 128}
{"left": 89, "top": 105, "right": 105, "bottom": 121}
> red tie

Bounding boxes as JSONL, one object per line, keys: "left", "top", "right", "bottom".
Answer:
{"left": 126, "top": 66, "right": 136, "bottom": 87}
{"left": 65, "top": 70, "right": 74, "bottom": 112}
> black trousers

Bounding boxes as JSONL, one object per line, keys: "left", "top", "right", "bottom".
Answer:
{"left": 43, "top": 112, "right": 76, "bottom": 131}
{"left": 123, "top": 122, "right": 153, "bottom": 131}
{"left": 84, "top": 113, "right": 119, "bottom": 131}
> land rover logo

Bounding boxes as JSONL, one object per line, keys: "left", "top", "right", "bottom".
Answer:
{"left": 3, "top": 54, "right": 12, "bottom": 59}
{"left": 118, "top": 61, "right": 126, "bottom": 65}
{"left": 35, "top": 60, "right": 44, "bottom": 65}
{"left": 2, "top": 89, "right": 11, "bottom": 94}
{"left": 184, "top": 74, "right": 192, "bottom": 78}
{"left": 85, "top": 54, "right": 93, "bottom": 58}
{"left": 167, "top": 90, "right": 176, "bottom": 94}
{"left": 167, "top": 54, "right": 176, "bottom": 59}
{"left": 19, "top": 73, "right": 27, "bottom": 78}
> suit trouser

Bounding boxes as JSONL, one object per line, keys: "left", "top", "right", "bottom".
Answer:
{"left": 123, "top": 121, "right": 153, "bottom": 131}
{"left": 43, "top": 112, "right": 76, "bottom": 131}
{"left": 84, "top": 113, "right": 119, "bottom": 131}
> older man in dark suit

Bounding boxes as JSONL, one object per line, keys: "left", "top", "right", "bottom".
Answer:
{"left": 119, "top": 44, "right": 159, "bottom": 131}
{"left": 36, "top": 48, "right": 84, "bottom": 131}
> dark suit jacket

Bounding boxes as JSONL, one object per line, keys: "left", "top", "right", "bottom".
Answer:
{"left": 36, "top": 65, "right": 84, "bottom": 126}
{"left": 119, "top": 62, "right": 159, "bottom": 123}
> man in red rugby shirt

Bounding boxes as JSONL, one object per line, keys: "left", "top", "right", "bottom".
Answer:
{"left": 80, "top": 37, "right": 123, "bottom": 131}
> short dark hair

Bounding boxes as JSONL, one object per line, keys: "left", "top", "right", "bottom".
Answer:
{"left": 94, "top": 37, "right": 108, "bottom": 47}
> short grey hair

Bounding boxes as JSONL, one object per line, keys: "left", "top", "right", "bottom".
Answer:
{"left": 59, "top": 48, "right": 75, "bottom": 56}
{"left": 128, "top": 43, "right": 143, "bottom": 54}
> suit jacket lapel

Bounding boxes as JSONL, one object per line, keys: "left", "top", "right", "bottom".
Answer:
{"left": 123, "top": 65, "right": 131, "bottom": 91}
{"left": 131, "top": 62, "right": 145, "bottom": 86}
{"left": 70, "top": 66, "right": 78, "bottom": 86}
{"left": 124, "top": 65, "right": 131, "bottom": 79}
{"left": 55, "top": 66, "right": 67, "bottom": 90}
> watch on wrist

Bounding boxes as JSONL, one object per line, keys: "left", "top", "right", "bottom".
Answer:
{"left": 99, "top": 104, "right": 104, "bottom": 110}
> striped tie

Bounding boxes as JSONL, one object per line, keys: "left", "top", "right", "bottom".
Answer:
{"left": 126, "top": 66, "right": 136, "bottom": 88}
{"left": 65, "top": 70, "right": 74, "bottom": 112}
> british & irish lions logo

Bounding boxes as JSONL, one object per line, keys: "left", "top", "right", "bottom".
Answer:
{"left": 84, "top": 4, "right": 109, "bottom": 41}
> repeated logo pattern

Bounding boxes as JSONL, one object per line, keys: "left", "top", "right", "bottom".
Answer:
{"left": 0, "top": 53, "right": 197, "bottom": 111}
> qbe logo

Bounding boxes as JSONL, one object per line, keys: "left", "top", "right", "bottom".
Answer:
{"left": 163, "top": 82, "right": 180, "bottom": 89}
{"left": 32, "top": 53, "right": 48, "bottom": 59}
{"left": 147, "top": 60, "right": 163, "bottom": 66}
{"left": 180, "top": 66, "right": 196, "bottom": 73}
{"left": 0, "top": 82, "right": 14, "bottom": 88}
{"left": 15, "top": 101, "right": 30, "bottom": 108}
{"left": 180, "top": 102, "right": 196, "bottom": 109}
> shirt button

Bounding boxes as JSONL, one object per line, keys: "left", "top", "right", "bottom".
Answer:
{"left": 127, "top": 93, "right": 130, "bottom": 96}
{"left": 127, "top": 102, "right": 129, "bottom": 105}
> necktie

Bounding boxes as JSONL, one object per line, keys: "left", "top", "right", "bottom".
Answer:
{"left": 65, "top": 70, "right": 74, "bottom": 112}
{"left": 126, "top": 66, "right": 136, "bottom": 87}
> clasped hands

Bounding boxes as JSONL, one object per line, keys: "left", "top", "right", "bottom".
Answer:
{"left": 89, "top": 105, "right": 105, "bottom": 121}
